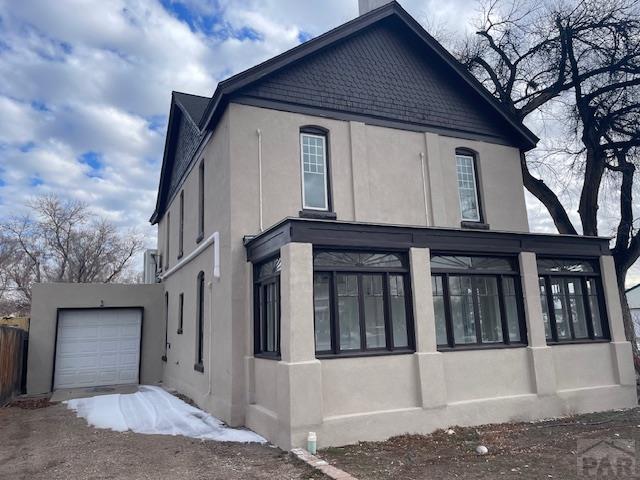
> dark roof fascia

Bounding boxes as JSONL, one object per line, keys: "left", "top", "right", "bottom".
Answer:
{"left": 150, "top": 95, "right": 182, "bottom": 224}
{"left": 199, "top": 1, "right": 538, "bottom": 150}
{"left": 244, "top": 217, "right": 611, "bottom": 263}
{"left": 233, "top": 96, "right": 516, "bottom": 147}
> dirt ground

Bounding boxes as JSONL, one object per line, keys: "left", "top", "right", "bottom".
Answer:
{"left": 320, "top": 407, "right": 640, "bottom": 479}
{"left": 0, "top": 401, "right": 325, "bottom": 480}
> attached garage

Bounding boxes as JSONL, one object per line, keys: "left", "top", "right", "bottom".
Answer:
{"left": 53, "top": 308, "right": 142, "bottom": 389}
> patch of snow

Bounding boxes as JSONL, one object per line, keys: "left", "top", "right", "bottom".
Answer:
{"left": 65, "top": 385, "right": 265, "bottom": 443}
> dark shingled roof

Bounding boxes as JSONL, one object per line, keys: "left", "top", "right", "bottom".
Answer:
{"left": 173, "top": 92, "right": 210, "bottom": 126}
{"left": 150, "top": 0, "right": 539, "bottom": 224}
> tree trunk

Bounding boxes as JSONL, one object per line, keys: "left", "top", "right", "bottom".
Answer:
{"left": 616, "top": 268, "right": 640, "bottom": 376}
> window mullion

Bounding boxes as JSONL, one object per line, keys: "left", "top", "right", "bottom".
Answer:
{"left": 330, "top": 272, "right": 339, "bottom": 355}
{"left": 442, "top": 274, "right": 454, "bottom": 348}
{"left": 564, "top": 278, "right": 576, "bottom": 340}
{"left": 497, "top": 275, "right": 510, "bottom": 344}
{"left": 471, "top": 277, "right": 482, "bottom": 344}
{"left": 581, "top": 277, "right": 595, "bottom": 340}
{"left": 383, "top": 272, "right": 393, "bottom": 351}
{"left": 357, "top": 274, "right": 367, "bottom": 352}
{"left": 545, "top": 276, "right": 558, "bottom": 343}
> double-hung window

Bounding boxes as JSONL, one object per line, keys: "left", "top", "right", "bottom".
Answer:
{"left": 431, "top": 255, "right": 526, "bottom": 348}
{"left": 254, "top": 257, "right": 281, "bottom": 357}
{"left": 313, "top": 250, "right": 414, "bottom": 356}
{"left": 538, "top": 258, "right": 609, "bottom": 343}
{"left": 300, "top": 131, "right": 329, "bottom": 211}
{"left": 455, "top": 151, "right": 482, "bottom": 223}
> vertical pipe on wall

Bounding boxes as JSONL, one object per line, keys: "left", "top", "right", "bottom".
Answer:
{"left": 420, "top": 152, "right": 430, "bottom": 226}
{"left": 257, "top": 129, "right": 264, "bottom": 232}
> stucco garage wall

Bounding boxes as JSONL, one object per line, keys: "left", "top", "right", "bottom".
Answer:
{"left": 27, "top": 282, "right": 164, "bottom": 394}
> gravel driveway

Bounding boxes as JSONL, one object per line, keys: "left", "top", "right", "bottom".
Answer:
{"left": 0, "top": 401, "right": 325, "bottom": 480}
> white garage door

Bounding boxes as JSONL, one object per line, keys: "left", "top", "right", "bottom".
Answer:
{"left": 54, "top": 308, "right": 142, "bottom": 389}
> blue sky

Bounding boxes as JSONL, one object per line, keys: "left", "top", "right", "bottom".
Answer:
{"left": 0, "top": 0, "right": 637, "bottom": 284}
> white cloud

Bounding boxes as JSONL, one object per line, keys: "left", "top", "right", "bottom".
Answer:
{"left": 0, "top": 0, "right": 637, "bottom": 285}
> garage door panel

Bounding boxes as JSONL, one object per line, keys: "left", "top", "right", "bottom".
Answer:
{"left": 54, "top": 309, "right": 141, "bottom": 389}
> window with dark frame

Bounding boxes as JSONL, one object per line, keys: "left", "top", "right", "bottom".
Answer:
{"left": 162, "top": 292, "right": 169, "bottom": 361}
{"left": 313, "top": 250, "right": 415, "bottom": 357}
{"left": 178, "top": 190, "right": 184, "bottom": 259}
{"left": 431, "top": 254, "right": 527, "bottom": 349}
{"left": 254, "top": 256, "right": 281, "bottom": 357}
{"left": 455, "top": 149, "right": 483, "bottom": 223}
{"left": 300, "top": 127, "right": 331, "bottom": 212}
{"left": 537, "top": 258, "right": 609, "bottom": 343}
{"left": 177, "top": 292, "right": 184, "bottom": 334}
{"left": 195, "top": 271, "right": 205, "bottom": 371}
{"left": 164, "top": 212, "right": 170, "bottom": 270}
{"left": 197, "top": 161, "right": 205, "bottom": 242}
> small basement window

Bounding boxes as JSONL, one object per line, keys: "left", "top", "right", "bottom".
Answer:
{"left": 313, "top": 250, "right": 415, "bottom": 357}
{"left": 431, "top": 254, "right": 527, "bottom": 349}
{"left": 254, "top": 256, "right": 281, "bottom": 358}
{"left": 537, "top": 258, "right": 609, "bottom": 343}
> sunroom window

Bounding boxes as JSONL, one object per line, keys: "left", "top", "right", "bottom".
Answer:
{"left": 254, "top": 256, "right": 281, "bottom": 358}
{"left": 538, "top": 258, "right": 608, "bottom": 343}
{"left": 312, "top": 250, "right": 414, "bottom": 356}
{"left": 431, "top": 254, "right": 526, "bottom": 349}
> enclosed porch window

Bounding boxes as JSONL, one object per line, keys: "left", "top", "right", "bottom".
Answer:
{"left": 312, "top": 250, "right": 415, "bottom": 357}
{"left": 254, "top": 256, "right": 281, "bottom": 358}
{"left": 537, "top": 258, "right": 609, "bottom": 343}
{"left": 431, "top": 254, "right": 527, "bottom": 349}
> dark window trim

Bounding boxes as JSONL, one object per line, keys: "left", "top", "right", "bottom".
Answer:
{"left": 164, "top": 212, "right": 170, "bottom": 270}
{"left": 455, "top": 147, "right": 485, "bottom": 226}
{"left": 431, "top": 252, "right": 527, "bottom": 350}
{"left": 300, "top": 126, "right": 334, "bottom": 216}
{"left": 313, "top": 249, "right": 415, "bottom": 358}
{"left": 197, "top": 160, "right": 205, "bottom": 243}
{"left": 177, "top": 292, "right": 184, "bottom": 334}
{"left": 537, "top": 256, "right": 610, "bottom": 343}
{"left": 178, "top": 191, "right": 184, "bottom": 259}
{"left": 253, "top": 255, "right": 281, "bottom": 359}
{"left": 162, "top": 292, "right": 169, "bottom": 362}
{"left": 195, "top": 271, "right": 205, "bottom": 371}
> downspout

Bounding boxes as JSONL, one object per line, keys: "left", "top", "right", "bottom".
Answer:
{"left": 257, "top": 129, "right": 264, "bottom": 232}
{"left": 207, "top": 231, "right": 220, "bottom": 397}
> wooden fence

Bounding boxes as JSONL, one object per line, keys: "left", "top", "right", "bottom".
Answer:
{"left": 0, "top": 326, "right": 28, "bottom": 405}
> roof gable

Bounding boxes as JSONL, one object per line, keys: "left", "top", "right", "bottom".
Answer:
{"left": 237, "top": 18, "right": 514, "bottom": 144}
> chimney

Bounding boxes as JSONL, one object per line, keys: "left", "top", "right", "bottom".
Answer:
{"left": 358, "top": 0, "right": 393, "bottom": 15}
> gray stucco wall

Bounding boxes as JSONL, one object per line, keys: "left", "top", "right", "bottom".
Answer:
{"left": 27, "top": 282, "right": 164, "bottom": 394}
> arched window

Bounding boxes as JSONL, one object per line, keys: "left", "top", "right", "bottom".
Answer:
{"left": 455, "top": 148, "right": 483, "bottom": 223}
{"left": 195, "top": 271, "right": 205, "bottom": 372}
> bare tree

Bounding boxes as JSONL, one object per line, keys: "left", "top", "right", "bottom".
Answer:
{"left": 0, "top": 195, "right": 143, "bottom": 314}
{"left": 458, "top": 0, "right": 640, "bottom": 358}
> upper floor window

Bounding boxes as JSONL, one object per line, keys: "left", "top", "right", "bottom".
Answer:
{"left": 164, "top": 212, "right": 170, "bottom": 270}
{"left": 313, "top": 250, "right": 414, "bottom": 356}
{"left": 178, "top": 190, "right": 184, "bottom": 259}
{"left": 455, "top": 150, "right": 482, "bottom": 223}
{"left": 197, "top": 161, "right": 205, "bottom": 242}
{"left": 254, "top": 256, "right": 281, "bottom": 358}
{"left": 300, "top": 130, "right": 329, "bottom": 211}
{"left": 431, "top": 254, "right": 526, "bottom": 349}
{"left": 538, "top": 258, "right": 609, "bottom": 343}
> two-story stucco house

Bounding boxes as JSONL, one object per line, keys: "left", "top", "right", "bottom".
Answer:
{"left": 148, "top": 0, "right": 637, "bottom": 449}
